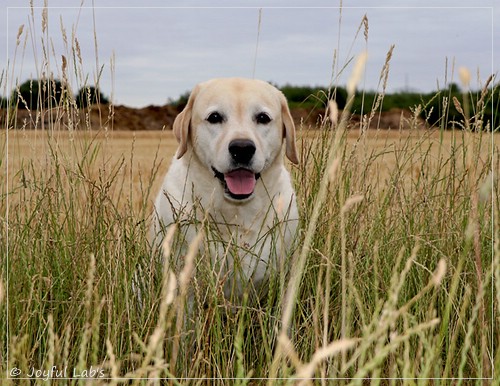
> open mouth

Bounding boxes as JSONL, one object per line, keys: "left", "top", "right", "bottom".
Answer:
{"left": 212, "top": 167, "right": 261, "bottom": 200}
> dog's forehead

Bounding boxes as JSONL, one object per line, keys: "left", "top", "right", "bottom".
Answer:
{"left": 194, "top": 79, "right": 280, "bottom": 113}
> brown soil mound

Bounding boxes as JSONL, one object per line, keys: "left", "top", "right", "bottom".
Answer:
{"left": 349, "top": 108, "right": 426, "bottom": 130}
{"left": 2, "top": 104, "right": 424, "bottom": 131}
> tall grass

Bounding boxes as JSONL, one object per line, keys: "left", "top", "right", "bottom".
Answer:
{"left": 1, "top": 3, "right": 499, "bottom": 384}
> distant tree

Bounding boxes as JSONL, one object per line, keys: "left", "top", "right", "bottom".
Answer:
{"left": 168, "top": 91, "right": 190, "bottom": 109}
{"left": 0, "top": 95, "right": 7, "bottom": 109}
{"left": 279, "top": 84, "right": 346, "bottom": 110}
{"left": 12, "top": 78, "right": 64, "bottom": 110}
{"left": 170, "top": 85, "right": 348, "bottom": 111}
{"left": 280, "top": 85, "right": 319, "bottom": 108}
{"left": 490, "top": 83, "right": 500, "bottom": 132}
{"left": 448, "top": 83, "right": 460, "bottom": 94}
{"left": 75, "top": 86, "right": 109, "bottom": 107}
{"left": 331, "top": 87, "right": 348, "bottom": 109}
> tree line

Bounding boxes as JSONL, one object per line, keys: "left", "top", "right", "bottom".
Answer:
{"left": 170, "top": 82, "right": 499, "bottom": 131}
{"left": 2, "top": 78, "right": 498, "bottom": 131}
{"left": 0, "top": 79, "right": 109, "bottom": 110}
{"left": 280, "top": 83, "right": 499, "bottom": 131}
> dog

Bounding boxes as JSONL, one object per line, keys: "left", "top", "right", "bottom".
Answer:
{"left": 150, "top": 77, "right": 299, "bottom": 302}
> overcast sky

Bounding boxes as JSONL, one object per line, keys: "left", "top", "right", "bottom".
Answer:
{"left": 2, "top": 0, "right": 498, "bottom": 107}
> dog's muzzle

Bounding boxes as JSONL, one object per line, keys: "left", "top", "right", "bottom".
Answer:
{"left": 212, "top": 167, "right": 261, "bottom": 200}
{"left": 212, "top": 139, "right": 262, "bottom": 200}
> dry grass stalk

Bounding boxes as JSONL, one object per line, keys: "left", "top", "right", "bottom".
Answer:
{"left": 171, "top": 229, "right": 204, "bottom": 373}
{"left": 0, "top": 279, "right": 4, "bottom": 305}
{"left": 272, "top": 52, "right": 367, "bottom": 380}
{"left": 362, "top": 14, "right": 369, "bottom": 42}
{"left": 295, "top": 339, "right": 358, "bottom": 384}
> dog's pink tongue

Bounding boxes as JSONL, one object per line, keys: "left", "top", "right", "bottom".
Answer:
{"left": 224, "top": 169, "right": 256, "bottom": 195}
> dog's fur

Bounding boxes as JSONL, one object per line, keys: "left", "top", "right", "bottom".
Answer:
{"left": 150, "top": 78, "right": 299, "bottom": 300}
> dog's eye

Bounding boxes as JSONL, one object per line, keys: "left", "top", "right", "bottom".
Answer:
{"left": 206, "top": 112, "right": 224, "bottom": 124}
{"left": 255, "top": 112, "right": 272, "bottom": 125}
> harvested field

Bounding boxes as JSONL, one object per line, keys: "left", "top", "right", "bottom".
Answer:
{"left": 5, "top": 128, "right": 496, "bottom": 211}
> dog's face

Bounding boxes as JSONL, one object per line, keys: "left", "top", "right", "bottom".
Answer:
{"left": 173, "top": 78, "right": 298, "bottom": 202}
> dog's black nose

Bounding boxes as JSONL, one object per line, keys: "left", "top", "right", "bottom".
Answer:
{"left": 228, "top": 139, "right": 256, "bottom": 165}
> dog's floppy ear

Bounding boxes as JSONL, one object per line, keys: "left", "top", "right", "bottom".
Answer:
{"left": 173, "top": 84, "right": 200, "bottom": 159}
{"left": 280, "top": 92, "right": 299, "bottom": 165}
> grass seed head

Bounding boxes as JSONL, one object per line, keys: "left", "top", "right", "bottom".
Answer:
{"left": 459, "top": 67, "right": 471, "bottom": 90}
{"left": 347, "top": 51, "right": 368, "bottom": 95}
{"left": 432, "top": 258, "right": 447, "bottom": 286}
{"left": 328, "top": 99, "right": 339, "bottom": 127}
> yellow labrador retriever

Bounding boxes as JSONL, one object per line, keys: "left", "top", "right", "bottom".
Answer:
{"left": 150, "top": 77, "right": 299, "bottom": 300}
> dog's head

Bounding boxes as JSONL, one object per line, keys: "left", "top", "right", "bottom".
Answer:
{"left": 173, "top": 78, "right": 298, "bottom": 201}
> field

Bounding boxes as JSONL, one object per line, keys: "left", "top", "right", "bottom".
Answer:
{"left": 2, "top": 122, "right": 499, "bottom": 384}
{"left": 6, "top": 127, "right": 495, "bottom": 209}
